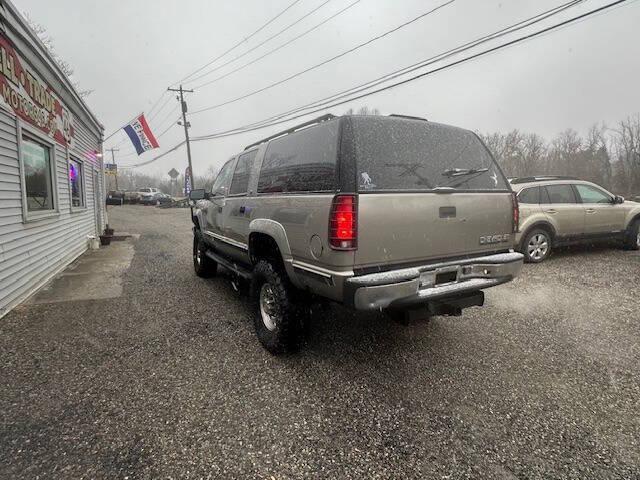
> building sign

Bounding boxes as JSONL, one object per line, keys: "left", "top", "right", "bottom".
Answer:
{"left": 104, "top": 163, "right": 117, "bottom": 176}
{"left": 0, "top": 33, "right": 74, "bottom": 147}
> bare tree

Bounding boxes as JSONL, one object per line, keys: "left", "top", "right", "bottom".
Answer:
{"left": 611, "top": 116, "right": 640, "bottom": 196}
{"left": 23, "top": 13, "right": 93, "bottom": 98}
{"left": 344, "top": 106, "right": 381, "bottom": 115}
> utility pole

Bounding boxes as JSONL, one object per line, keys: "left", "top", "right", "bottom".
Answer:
{"left": 167, "top": 85, "right": 195, "bottom": 190}
{"left": 106, "top": 147, "right": 119, "bottom": 190}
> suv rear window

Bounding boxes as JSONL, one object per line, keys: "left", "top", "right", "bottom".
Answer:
{"left": 348, "top": 117, "right": 508, "bottom": 192}
{"left": 257, "top": 121, "right": 338, "bottom": 193}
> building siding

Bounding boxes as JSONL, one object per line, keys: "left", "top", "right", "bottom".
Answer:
{"left": 0, "top": 0, "right": 104, "bottom": 318}
{"left": 0, "top": 104, "right": 104, "bottom": 318}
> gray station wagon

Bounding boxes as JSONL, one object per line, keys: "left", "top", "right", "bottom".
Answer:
{"left": 190, "top": 114, "right": 523, "bottom": 353}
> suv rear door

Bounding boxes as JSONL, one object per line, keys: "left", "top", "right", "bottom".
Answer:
{"left": 345, "top": 116, "right": 515, "bottom": 268}
{"left": 540, "top": 184, "right": 584, "bottom": 240}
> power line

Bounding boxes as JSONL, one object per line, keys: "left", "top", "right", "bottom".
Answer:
{"left": 185, "top": 0, "right": 336, "bottom": 86}
{"left": 123, "top": 0, "right": 632, "bottom": 168}
{"left": 201, "top": 0, "right": 585, "bottom": 132}
{"left": 191, "top": 0, "right": 363, "bottom": 90}
{"left": 192, "top": 0, "right": 629, "bottom": 140}
{"left": 108, "top": 103, "right": 181, "bottom": 154}
{"left": 108, "top": 1, "right": 303, "bottom": 144}
{"left": 148, "top": 94, "right": 173, "bottom": 122}
{"left": 189, "top": 0, "right": 456, "bottom": 115}
{"left": 175, "top": 0, "right": 303, "bottom": 86}
{"left": 104, "top": 90, "right": 169, "bottom": 143}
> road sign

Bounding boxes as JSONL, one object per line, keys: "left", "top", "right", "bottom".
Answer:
{"left": 105, "top": 163, "right": 117, "bottom": 176}
{"left": 168, "top": 168, "right": 179, "bottom": 179}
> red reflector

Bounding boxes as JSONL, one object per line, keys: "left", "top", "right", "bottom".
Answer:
{"left": 329, "top": 194, "right": 357, "bottom": 250}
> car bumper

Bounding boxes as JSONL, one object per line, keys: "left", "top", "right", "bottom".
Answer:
{"left": 345, "top": 252, "right": 524, "bottom": 310}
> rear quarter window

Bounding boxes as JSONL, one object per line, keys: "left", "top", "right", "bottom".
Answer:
{"left": 518, "top": 187, "right": 540, "bottom": 204}
{"left": 348, "top": 117, "right": 508, "bottom": 192}
{"left": 257, "top": 121, "right": 339, "bottom": 193}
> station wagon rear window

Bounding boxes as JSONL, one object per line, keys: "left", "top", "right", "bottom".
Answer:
{"left": 348, "top": 117, "right": 508, "bottom": 192}
{"left": 257, "top": 121, "right": 338, "bottom": 193}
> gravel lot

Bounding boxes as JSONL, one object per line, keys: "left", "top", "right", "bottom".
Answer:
{"left": 1, "top": 205, "right": 639, "bottom": 479}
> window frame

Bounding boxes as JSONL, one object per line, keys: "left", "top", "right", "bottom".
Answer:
{"left": 517, "top": 186, "right": 540, "bottom": 204}
{"left": 17, "top": 121, "right": 60, "bottom": 223}
{"left": 68, "top": 153, "right": 87, "bottom": 211}
{"left": 542, "top": 183, "right": 578, "bottom": 204}
{"left": 210, "top": 158, "right": 237, "bottom": 197}
{"left": 256, "top": 122, "right": 340, "bottom": 195}
{"left": 228, "top": 149, "right": 258, "bottom": 197}
{"left": 574, "top": 183, "right": 613, "bottom": 204}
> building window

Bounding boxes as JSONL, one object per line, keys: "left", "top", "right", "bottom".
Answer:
{"left": 22, "top": 135, "right": 55, "bottom": 212}
{"left": 69, "top": 157, "right": 84, "bottom": 207}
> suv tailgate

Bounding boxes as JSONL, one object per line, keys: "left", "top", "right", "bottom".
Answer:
{"left": 343, "top": 116, "right": 514, "bottom": 269}
{"left": 356, "top": 192, "right": 513, "bottom": 268}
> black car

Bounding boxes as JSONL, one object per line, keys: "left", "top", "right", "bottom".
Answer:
{"left": 106, "top": 190, "right": 125, "bottom": 205}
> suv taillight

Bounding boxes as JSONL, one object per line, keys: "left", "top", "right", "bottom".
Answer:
{"left": 511, "top": 192, "right": 519, "bottom": 233}
{"left": 329, "top": 194, "right": 357, "bottom": 250}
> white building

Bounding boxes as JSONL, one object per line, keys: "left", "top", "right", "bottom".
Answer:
{"left": 0, "top": 0, "right": 105, "bottom": 317}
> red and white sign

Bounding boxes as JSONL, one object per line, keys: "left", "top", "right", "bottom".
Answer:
{"left": 0, "top": 33, "right": 74, "bottom": 147}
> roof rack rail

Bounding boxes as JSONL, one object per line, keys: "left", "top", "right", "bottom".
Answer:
{"left": 388, "top": 114, "right": 428, "bottom": 121}
{"left": 244, "top": 114, "right": 336, "bottom": 150}
{"left": 510, "top": 175, "right": 579, "bottom": 184}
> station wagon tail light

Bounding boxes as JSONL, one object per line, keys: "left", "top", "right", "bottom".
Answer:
{"left": 329, "top": 194, "right": 358, "bottom": 250}
{"left": 511, "top": 192, "right": 519, "bottom": 233}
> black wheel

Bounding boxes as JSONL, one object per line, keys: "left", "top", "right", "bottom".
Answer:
{"left": 193, "top": 233, "right": 217, "bottom": 277}
{"left": 521, "top": 228, "right": 552, "bottom": 263}
{"left": 251, "top": 260, "right": 301, "bottom": 354}
{"left": 623, "top": 220, "right": 640, "bottom": 251}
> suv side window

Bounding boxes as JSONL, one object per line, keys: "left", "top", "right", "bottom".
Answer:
{"left": 575, "top": 184, "right": 611, "bottom": 204}
{"left": 257, "top": 121, "right": 339, "bottom": 193}
{"left": 211, "top": 159, "right": 235, "bottom": 197}
{"left": 543, "top": 184, "right": 577, "bottom": 204}
{"left": 229, "top": 150, "right": 257, "bottom": 195}
{"left": 518, "top": 187, "right": 540, "bottom": 204}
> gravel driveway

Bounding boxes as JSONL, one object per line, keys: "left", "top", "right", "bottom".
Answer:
{"left": 1, "top": 205, "right": 638, "bottom": 479}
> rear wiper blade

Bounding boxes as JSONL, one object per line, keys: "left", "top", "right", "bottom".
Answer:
{"left": 442, "top": 167, "right": 489, "bottom": 177}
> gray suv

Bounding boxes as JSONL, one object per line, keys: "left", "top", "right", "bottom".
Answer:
{"left": 190, "top": 114, "right": 523, "bottom": 353}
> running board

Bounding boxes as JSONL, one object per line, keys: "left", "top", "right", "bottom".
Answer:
{"left": 204, "top": 250, "right": 252, "bottom": 280}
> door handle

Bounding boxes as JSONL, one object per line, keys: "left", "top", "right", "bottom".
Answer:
{"left": 217, "top": 206, "right": 223, "bottom": 213}
{"left": 586, "top": 208, "right": 596, "bottom": 214}
{"left": 545, "top": 209, "right": 557, "bottom": 214}
{"left": 239, "top": 206, "right": 246, "bottom": 214}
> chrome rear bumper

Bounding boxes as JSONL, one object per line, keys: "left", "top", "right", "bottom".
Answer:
{"left": 346, "top": 252, "right": 524, "bottom": 310}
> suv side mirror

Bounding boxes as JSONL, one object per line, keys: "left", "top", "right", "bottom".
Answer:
{"left": 614, "top": 195, "right": 625, "bottom": 204}
{"left": 189, "top": 189, "right": 207, "bottom": 201}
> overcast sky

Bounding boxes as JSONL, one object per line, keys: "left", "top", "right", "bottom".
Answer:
{"left": 11, "top": 0, "right": 640, "bottom": 177}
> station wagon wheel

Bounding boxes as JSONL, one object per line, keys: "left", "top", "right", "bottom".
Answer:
{"left": 623, "top": 220, "right": 640, "bottom": 251}
{"left": 522, "top": 228, "right": 551, "bottom": 263}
